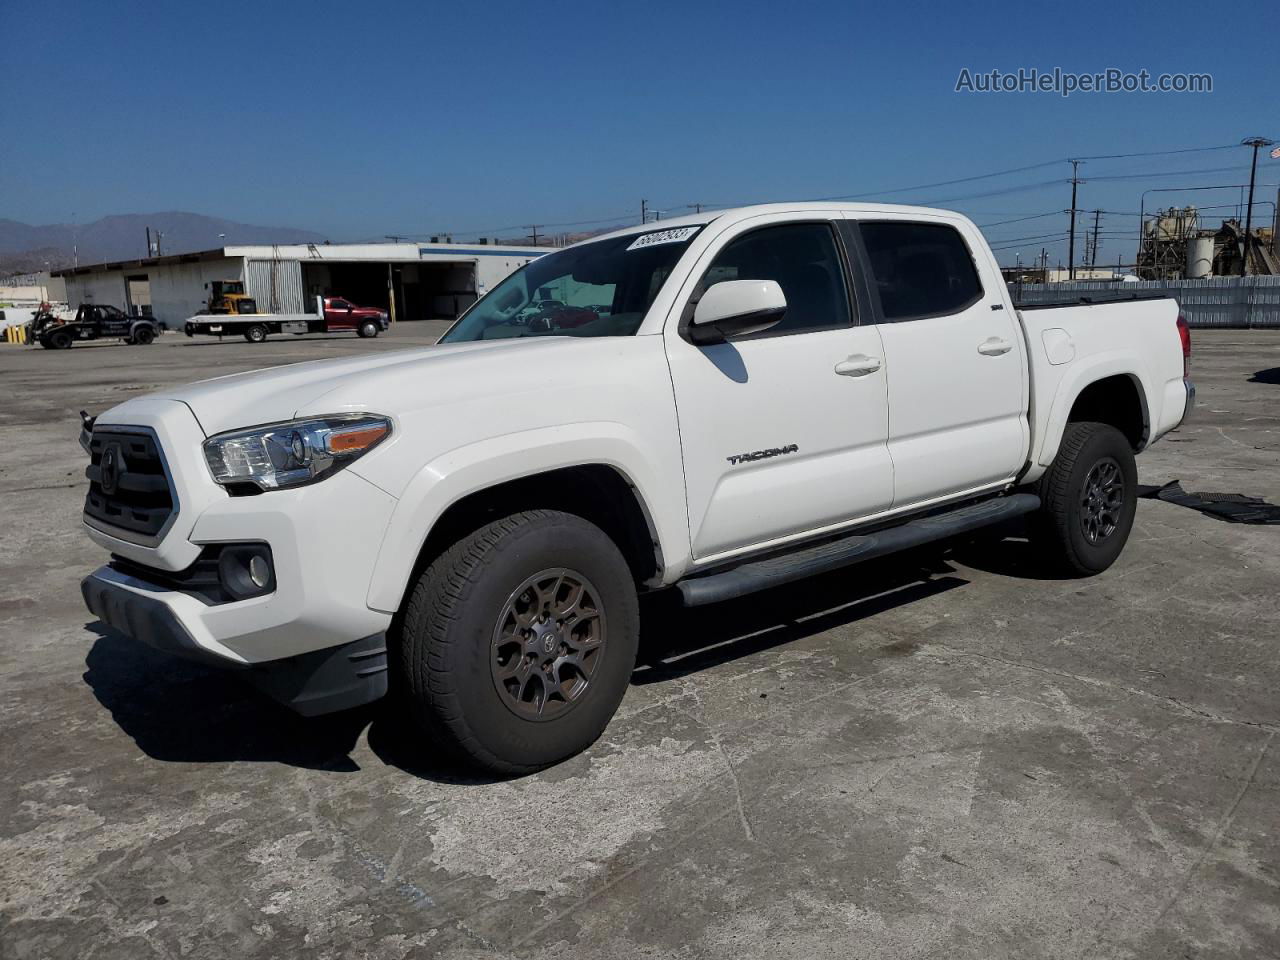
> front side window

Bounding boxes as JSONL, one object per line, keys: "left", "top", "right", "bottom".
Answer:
{"left": 696, "top": 222, "right": 850, "bottom": 336}
{"left": 858, "top": 221, "right": 983, "bottom": 321}
{"left": 441, "top": 228, "right": 700, "bottom": 342}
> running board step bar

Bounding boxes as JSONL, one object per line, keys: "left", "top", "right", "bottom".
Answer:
{"left": 677, "top": 493, "right": 1041, "bottom": 607}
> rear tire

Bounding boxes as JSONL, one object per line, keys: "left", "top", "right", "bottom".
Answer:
{"left": 1029, "top": 421, "right": 1137, "bottom": 575}
{"left": 133, "top": 326, "right": 155, "bottom": 345}
{"left": 49, "top": 329, "right": 72, "bottom": 349}
{"left": 394, "top": 509, "right": 639, "bottom": 775}
{"left": 243, "top": 324, "right": 268, "bottom": 343}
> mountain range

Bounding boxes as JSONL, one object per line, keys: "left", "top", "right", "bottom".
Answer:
{"left": 0, "top": 213, "right": 328, "bottom": 276}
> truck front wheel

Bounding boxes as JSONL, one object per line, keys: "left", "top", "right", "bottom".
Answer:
{"left": 394, "top": 509, "right": 640, "bottom": 774}
{"left": 357, "top": 320, "right": 380, "bottom": 338}
{"left": 1028, "top": 421, "right": 1137, "bottom": 575}
{"left": 243, "top": 324, "right": 268, "bottom": 343}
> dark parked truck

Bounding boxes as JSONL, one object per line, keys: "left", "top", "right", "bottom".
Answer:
{"left": 184, "top": 296, "right": 389, "bottom": 343}
{"left": 32, "top": 304, "right": 162, "bottom": 349}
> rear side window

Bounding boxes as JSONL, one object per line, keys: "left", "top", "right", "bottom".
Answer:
{"left": 858, "top": 221, "right": 983, "bottom": 321}
{"left": 698, "top": 222, "right": 851, "bottom": 336}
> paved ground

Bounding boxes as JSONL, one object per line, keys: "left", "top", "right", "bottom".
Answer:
{"left": 1, "top": 326, "right": 1278, "bottom": 960}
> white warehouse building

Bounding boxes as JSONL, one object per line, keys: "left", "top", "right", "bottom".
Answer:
{"left": 53, "top": 241, "right": 549, "bottom": 327}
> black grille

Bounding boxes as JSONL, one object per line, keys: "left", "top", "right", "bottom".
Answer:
{"left": 84, "top": 429, "right": 176, "bottom": 540}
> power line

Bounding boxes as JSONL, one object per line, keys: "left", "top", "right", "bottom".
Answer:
{"left": 1088, "top": 164, "right": 1250, "bottom": 182}
{"left": 1073, "top": 143, "right": 1239, "bottom": 161}
{"left": 977, "top": 211, "right": 1062, "bottom": 227}
{"left": 409, "top": 141, "right": 1264, "bottom": 242}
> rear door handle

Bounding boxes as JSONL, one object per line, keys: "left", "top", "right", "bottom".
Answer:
{"left": 977, "top": 337, "right": 1012, "bottom": 356}
{"left": 834, "top": 354, "right": 882, "bottom": 377}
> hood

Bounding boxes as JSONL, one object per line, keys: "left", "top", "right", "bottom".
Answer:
{"left": 132, "top": 337, "right": 618, "bottom": 436}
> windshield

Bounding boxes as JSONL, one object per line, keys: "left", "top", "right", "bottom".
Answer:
{"left": 440, "top": 227, "right": 701, "bottom": 342}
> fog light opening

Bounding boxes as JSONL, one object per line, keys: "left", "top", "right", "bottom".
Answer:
{"left": 217, "top": 544, "right": 275, "bottom": 601}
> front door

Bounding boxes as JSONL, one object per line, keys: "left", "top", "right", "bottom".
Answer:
{"left": 328, "top": 299, "right": 355, "bottom": 329}
{"left": 851, "top": 216, "right": 1027, "bottom": 507}
{"left": 665, "top": 215, "right": 894, "bottom": 562}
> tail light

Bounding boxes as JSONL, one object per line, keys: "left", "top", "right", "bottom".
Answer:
{"left": 1176, "top": 314, "right": 1191, "bottom": 378}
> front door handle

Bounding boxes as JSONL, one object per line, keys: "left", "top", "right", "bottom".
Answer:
{"left": 977, "top": 337, "right": 1012, "bottom": 356}
{"left": 834, "top": 354, "right": 882, "bottom": 377}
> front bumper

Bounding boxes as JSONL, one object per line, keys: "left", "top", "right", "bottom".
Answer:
{"left": 82, "top": 568, "right": 388, "bottom": 714}
{"left": 80, "top": 399, "right": 399, "bottom": 712}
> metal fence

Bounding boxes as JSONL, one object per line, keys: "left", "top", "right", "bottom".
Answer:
{"left": 1014, "top": 276, "right": 1280, "bottom": 328}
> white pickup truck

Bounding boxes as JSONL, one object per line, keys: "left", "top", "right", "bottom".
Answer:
{"left": 79, "top": 203, "right": 1194, "bottom": 773}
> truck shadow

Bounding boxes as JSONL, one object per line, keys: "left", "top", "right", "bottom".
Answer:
{"left": 82, "top": 623, "right": 376, "bottom": 774}
{"left": 81, "top": 539, "right": 1041, "bottom": 782}
{"left": 631, "top": 552, "right": 967, "bottom": 684}
{"left": 1249, "top": 367, "right": 1280, "bottom": 384}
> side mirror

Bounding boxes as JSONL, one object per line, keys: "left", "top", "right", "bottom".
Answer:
{"left": 689, "top": 280, "right": 786, "bottom": 345}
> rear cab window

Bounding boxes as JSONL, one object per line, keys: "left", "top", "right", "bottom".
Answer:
{"left": 857, "top": 221, "right": 983, "bottom": 322}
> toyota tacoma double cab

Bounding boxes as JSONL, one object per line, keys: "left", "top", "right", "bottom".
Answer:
{"left": 79, "top": 203, "right": 1194, "bottom": 773}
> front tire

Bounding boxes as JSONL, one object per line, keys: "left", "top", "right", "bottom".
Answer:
{"left": 357, "top": 320, "right": 379, "bottom": 338}
{"left": 1029, "top": 421, "right": 1137, "bottom": 575}
{"left": 395, "top": 509, "right": 639, "bottom": 774}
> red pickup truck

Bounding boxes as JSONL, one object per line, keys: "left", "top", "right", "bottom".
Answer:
{"left": 321, "top": 297, "right": 390, "bottom": 336}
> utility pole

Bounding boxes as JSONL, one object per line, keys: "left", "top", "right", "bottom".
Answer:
{"left": 1239, "top": 137, "right": 1275, "bottom": 277}
{"left": 692, "top": 203, "right": 702, "bottom": 213}
{"left": 525, "top": 225, "right": 540, "bottom": 247}
{"left": 1067, "top": 159, "right": 1084, "bottom": 280}
{"left": 1089, "top": 209, "right": 1102, "bottom": 267}
{"left": 640, "top": 199, "right": 647, "bottom": 224}
{"left": 154, "top": 231, "right": 163, "bottom": 257}
{"left": 146, "top": 226, "right": 152, "bottom": 258}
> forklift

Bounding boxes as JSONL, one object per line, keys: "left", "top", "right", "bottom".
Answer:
{"left": 205, "top": 280, "right": 259, "bottom": 315}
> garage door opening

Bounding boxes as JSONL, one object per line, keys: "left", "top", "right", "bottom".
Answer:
{"left": 300, "top": 260, "right": 477, "bottom": 323}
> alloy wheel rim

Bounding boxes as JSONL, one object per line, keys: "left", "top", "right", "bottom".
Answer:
{"left": 491, "top": 568, "right": 606, "bottom": 721}
{"left": 1080, "top": 456, "right": 1124, "bottom": 544}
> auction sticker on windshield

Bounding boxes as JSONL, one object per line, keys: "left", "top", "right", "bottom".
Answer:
{"left": 626, "top": 226, "right": 700, "bottom": 251}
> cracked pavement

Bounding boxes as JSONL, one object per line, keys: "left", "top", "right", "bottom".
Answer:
{"left": 1, "top": 327, "right": 1278, "bottom": 959}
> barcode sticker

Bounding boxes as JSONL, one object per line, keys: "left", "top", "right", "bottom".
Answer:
{"left": 626, "top": 226, "right": 700, "bottom": 251}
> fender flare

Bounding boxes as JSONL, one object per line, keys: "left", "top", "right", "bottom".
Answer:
{"left": 1035, "top": 353, "right": 1152, "bottom": 468}
{"left": 362, "top": 422, "right": 686, "bottom": 613}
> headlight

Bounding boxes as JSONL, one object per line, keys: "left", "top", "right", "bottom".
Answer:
{"left": 203, "top": 414, "right": 391, "bottom": 491}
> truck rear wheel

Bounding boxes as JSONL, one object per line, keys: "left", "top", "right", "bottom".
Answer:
{"left": 48, "top": 329, "right": 72, "bottom": 349}
{"left": 243, "top": 324, "right": 268, "bottom": 343}
{"left": 133, "top": 326, "right": 155, "bottom": 345}
{"left": 394, "top": 509, "right": 639, "bottom": 774}
{"left": 1028, "top": 421, "right": 1137, "bottom": 575}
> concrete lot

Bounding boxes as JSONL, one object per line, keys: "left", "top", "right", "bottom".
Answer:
{"left": 1, "top": 326, "right": 1277, "bottom": 960}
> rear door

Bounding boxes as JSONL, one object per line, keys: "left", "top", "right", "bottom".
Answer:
{"left": 665, "top": 214, "right": 893, "bottom": 561}
{"left": 847, "top": 215, "right": 1027, "bottom": 507}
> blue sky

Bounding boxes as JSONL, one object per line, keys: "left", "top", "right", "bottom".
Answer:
{"left": 4, "top": 0, "right": 1277, "bottom": 265}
